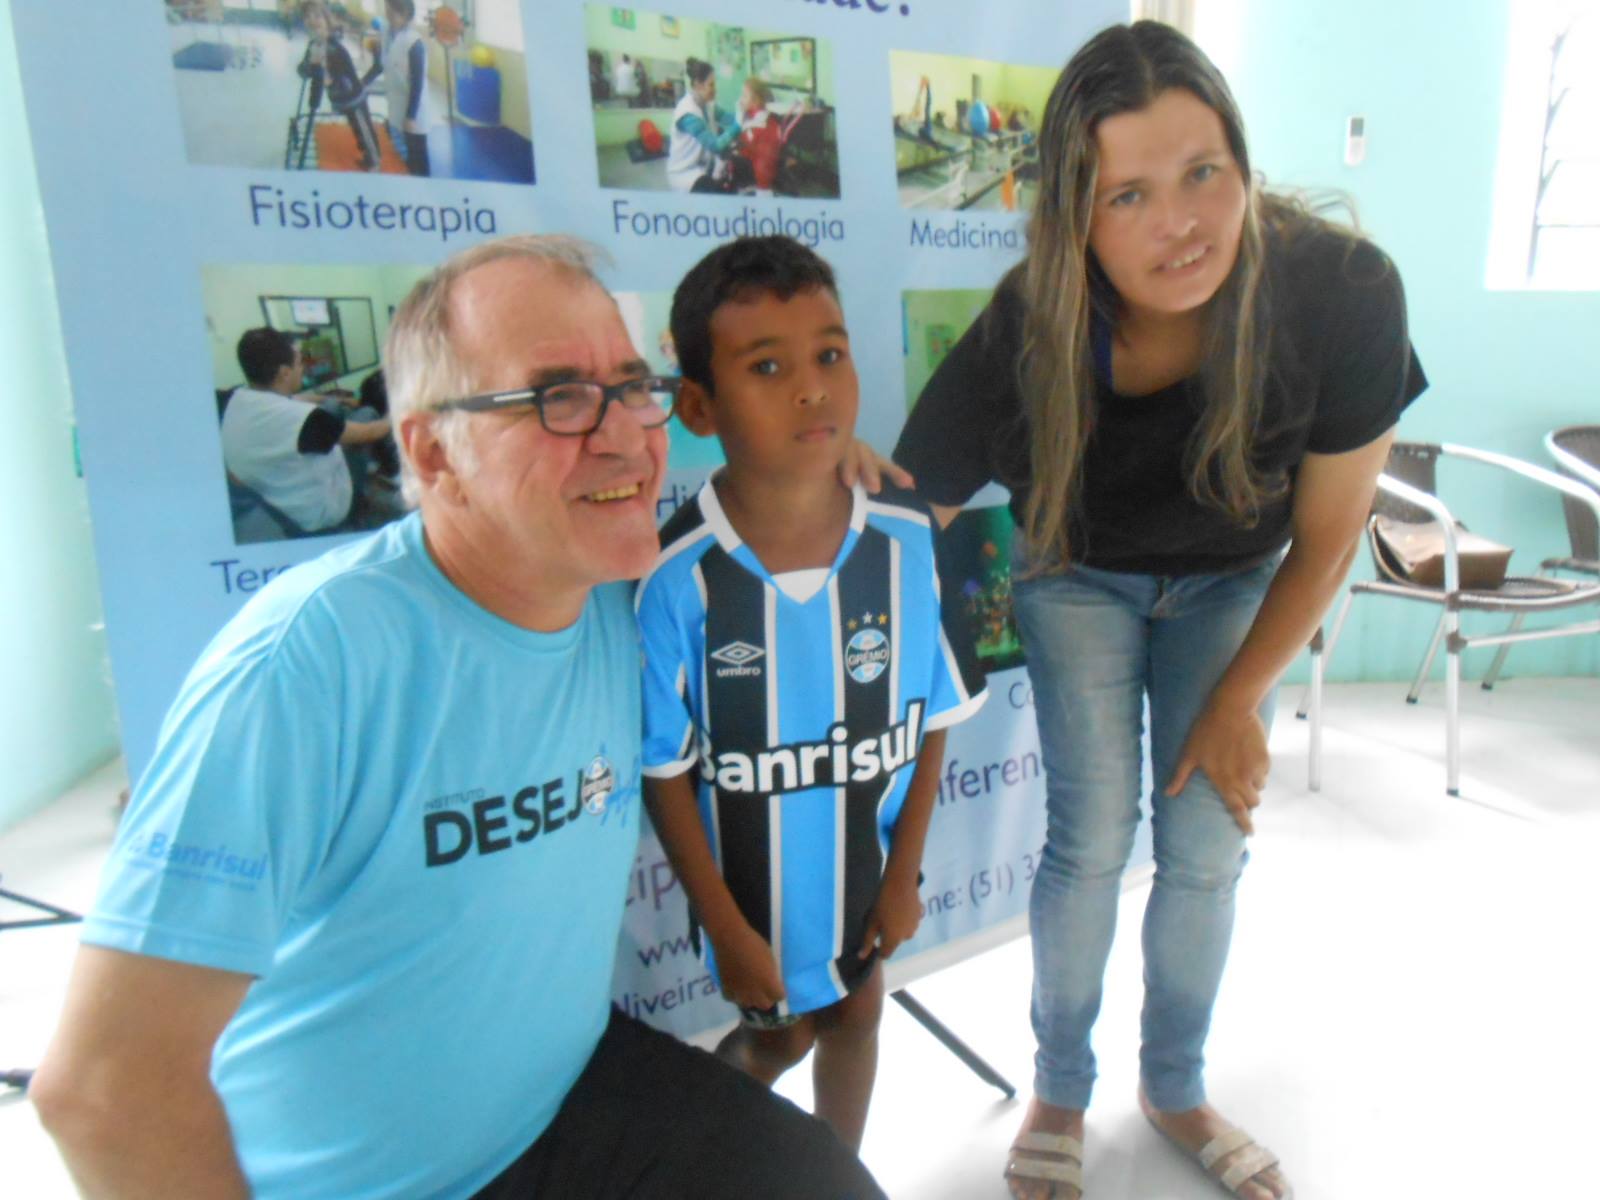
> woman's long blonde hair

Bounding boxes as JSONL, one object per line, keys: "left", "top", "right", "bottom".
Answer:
{"left": 1018, "top": 21, "right": 1312, "bottom": 574}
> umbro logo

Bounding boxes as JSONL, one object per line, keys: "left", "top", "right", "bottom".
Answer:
{"left": 711, "top": 641, "right": 765, "bottom": 678}
{"left": 711, "top": 641, "right": 764, "bottom": 667}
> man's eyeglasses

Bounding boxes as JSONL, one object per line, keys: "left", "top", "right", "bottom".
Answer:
{"left": 432, "top": 375, "right": 681, "bottom": 437}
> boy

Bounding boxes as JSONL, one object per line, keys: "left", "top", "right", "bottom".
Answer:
{"left": 297, "top": 1, "right": 382, "bottom": 171}
{"left": 638, "top": 237, "right": 987, "bottom": 1150}
{"left": 380, "top": 0, "right": 430, "bottom": 176}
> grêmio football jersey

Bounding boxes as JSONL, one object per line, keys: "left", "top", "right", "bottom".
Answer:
{"left": 638, "top": 480, "right": 986, "bottom": 1015}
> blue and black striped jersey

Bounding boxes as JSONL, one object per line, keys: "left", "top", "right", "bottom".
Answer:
{"left": 639, "top": 480, "right": 986, "bottom": 1016}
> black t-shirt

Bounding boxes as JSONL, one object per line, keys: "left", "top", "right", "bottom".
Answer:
{"left": 894, "top": 226, "right": 1429, "bottom": 575}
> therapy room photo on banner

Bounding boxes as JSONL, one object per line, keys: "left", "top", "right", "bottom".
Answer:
{"left": 167, "top": 0, "right": 535, "bottom": 184}
{"left": 585, "top": 3, "right": 841, "bottom": 198}
{"left": 202, "top": 261, "right": 425, "bottom": 545}
{"left": 890, "top": 49, "right": 1053, "bottom": 213}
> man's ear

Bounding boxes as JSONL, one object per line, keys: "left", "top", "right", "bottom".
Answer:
{"left": 675, "top": 379, "right": 717, "bottom": 438}
{"left": 400, "top": 414, "right": 463, "bottom": 504}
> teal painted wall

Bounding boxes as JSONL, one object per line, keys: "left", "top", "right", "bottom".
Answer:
{"left": 1208, "top": 1, "right": 1599, "bottom": 683}
{"left": 0, "top": 0, "right": 118, "bottom": 833}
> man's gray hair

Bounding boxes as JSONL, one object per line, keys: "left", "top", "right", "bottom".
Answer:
{"left": 385, "top": 234, "right": 609, "bottom": 504}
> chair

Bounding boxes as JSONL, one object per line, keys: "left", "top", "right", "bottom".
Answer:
{"left": 1301, "top": 441, "right": 1600, "bottom": 795}
{"left": 1480, "top": 425, "right": 1600, "bottom": 687}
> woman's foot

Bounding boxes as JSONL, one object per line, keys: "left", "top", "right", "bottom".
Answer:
{"left": 1138, "top": 1089, "right": 1291, "bottom": 1199}
{"left": 1004, "top": 1096, "right": 1086, "bottom": 1200}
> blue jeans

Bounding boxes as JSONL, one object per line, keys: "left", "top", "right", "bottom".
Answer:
{"left": 1011, "top": 557, "right": 1278, "bottom": 1112}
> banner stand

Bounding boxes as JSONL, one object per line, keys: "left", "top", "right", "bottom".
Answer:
{"left": 892, "top": 989, "right": 1015, "bottom": 1098}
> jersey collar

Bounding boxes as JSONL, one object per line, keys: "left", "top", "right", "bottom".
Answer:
{"left": 696, "top": 474, "right": 868, "bottom": 584}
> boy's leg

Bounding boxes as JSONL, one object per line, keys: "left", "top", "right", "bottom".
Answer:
{"left": 473, "top": 1008, "right": 885, "bottom": 1200}
{"left": 405, "top": 130, "right": 430, "bottom": 176}
{"left": 715, "top": 1014, "right": 816, "bottom": 1086}
{"left": 810, "top": 963, "right": 885, "bottom": 1151}
{"left": 349, "top": 106, "right": 380, "bottom": 167}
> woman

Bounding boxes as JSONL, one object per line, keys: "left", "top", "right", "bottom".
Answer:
{"left": 894, "top": 22, "right": 1425, "bottom": 1200}
{"left": 667, "top": 58, "right": 743, "bottom": 193}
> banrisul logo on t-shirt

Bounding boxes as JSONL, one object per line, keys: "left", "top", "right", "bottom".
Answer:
{"left": 421, "top": 749, "right": 633, "bottom": 868}
{"left": 122, "top": 831, "right": 268, "bottom": 891}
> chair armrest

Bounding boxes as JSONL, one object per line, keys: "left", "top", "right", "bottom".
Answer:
{"left": 1441, "top": 442, "right": 1600, "bottom": 535}
{"left": 1375, "top": 473, "right": 1462, "bottom": 592}
{"left": 1544, "top": 433, "right": 1600, "bottom": 494}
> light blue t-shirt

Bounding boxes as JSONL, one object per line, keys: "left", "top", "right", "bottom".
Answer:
{"left": 84, "top": 514, "right": 643, "bottom": 1200}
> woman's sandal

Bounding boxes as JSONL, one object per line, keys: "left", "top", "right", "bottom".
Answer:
{"left": 1003, "top": 1131, "right": 1084, "bottom": 1199}
{"left": 1150, "top": 1121, "right": 1294, "bottom": 1199}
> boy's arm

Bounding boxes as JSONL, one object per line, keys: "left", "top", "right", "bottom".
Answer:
{"left": 859, "top": 728, "right": 946, "bottom": 959}
{"left": 644, "top": 772, "right": 785, "bottom": 1010}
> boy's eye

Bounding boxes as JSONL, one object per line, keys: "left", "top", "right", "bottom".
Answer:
{"left": 818, "top": 346, "right": 847, "bottom": 366}
{"left": 749, "top": 358, "right": 781, "bottom": 377}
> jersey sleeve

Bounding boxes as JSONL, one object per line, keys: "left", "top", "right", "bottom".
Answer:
{"left": 893, "top": 281, "right": 1025, "bottom": 507}
{"left": 81, "top": 615, "right": 343, "bottom": 978}
{"left": 405, "top": 39, "right": 427, "bottom": 120}
{"left": 298, "top": 406, "right": 345, "bottom": 454}
{"left": 922, "top": 523, "right": 988, "bottom": 732}
{"left": 1305, "top": 239, "right": 1429, "bottom": 454}
{"left": 636, "top": 567, "right": 699, "bottom": 779}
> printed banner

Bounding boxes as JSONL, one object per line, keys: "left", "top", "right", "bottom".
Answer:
{"left": 13, "top": 0, "right": 1126, "bottom": 1037}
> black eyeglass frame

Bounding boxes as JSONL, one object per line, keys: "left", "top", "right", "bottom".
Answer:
{"left": 431, "top": 374, "right": 682, "bottom": 436}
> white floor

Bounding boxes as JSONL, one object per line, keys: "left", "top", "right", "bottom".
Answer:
{"left": 3, "top": 679, "right": 1596, "bottom": 1198}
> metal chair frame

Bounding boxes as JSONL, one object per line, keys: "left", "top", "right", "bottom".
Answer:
{"left": 1481, "top": 426, "right": 1600, "bottom": 688}
{"left": 1301, "top": 441, "right": 1600, "bottom": 795}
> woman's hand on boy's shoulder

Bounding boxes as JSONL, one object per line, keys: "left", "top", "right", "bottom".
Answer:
{"left": 839, "top": 440, "right": 914, "bottom": 494}
{"left": 709, "top": 921, "right": 787, "bottom": 1010}
{"left": 860, "top": 876, "right": 922, "bottom": 960}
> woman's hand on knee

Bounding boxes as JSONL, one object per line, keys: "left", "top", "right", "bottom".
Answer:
{"left": 1165, "top": 700, "right": 1270, "bottom": 835}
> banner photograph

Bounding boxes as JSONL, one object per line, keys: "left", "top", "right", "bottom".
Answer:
{"left": 584, "top": 3, "right": 840, "bottom": 198}
{"left": 890, "top": 49, "right": 1053, "bottom": 213}
{"left": 202, "top": 261, "right": 421, "bottom": 543}
{"left": 168, "top": 0, "right": 535, "bottom": 183}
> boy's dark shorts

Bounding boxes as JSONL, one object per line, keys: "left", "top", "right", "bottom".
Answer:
{"left": 470, "top": 1007, "right": 886, "bottom": 1200}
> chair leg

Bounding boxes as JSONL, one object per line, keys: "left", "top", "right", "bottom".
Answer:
{"left": 1479, "top": 613, "right": 1526, "bottom": 691}
{"left": 1407, "top": 611, "right": 1447, "bottom": 704}
{"left": 1483, "top": 569, "right": 1546, "bottom": 691}
{"left": 1445, "top": 614, "right": 1461, "bottom": 796}
{"left": 1308, "top": 627, "right": 1325, "bottom": 793}
{"left": 1297, "top": 591, "right": 1355, "bottom": 720}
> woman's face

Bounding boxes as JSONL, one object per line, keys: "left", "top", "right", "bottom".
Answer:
{"left": 306, "top": 8, "right": 329, "bottom": 38}
{"left": 1086, "top": 88, "right": 1247, "bottom": 323}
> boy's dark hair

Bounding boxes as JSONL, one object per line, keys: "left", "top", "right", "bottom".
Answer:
{"left": 669, "top": 236, "right": 838, "bottom": 391}
{"left": 685, "top": 57, "right": 714, "bottom": 87}
{"left": 386, "top": 0, "right": 416, "bottom": 20}
{"left": 236, "top": 327, "right": 297, "bottom": 387}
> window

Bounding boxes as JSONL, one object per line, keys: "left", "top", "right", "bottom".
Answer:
{"left": 1487, "top": 2, "right": 1600, "bottom": 290}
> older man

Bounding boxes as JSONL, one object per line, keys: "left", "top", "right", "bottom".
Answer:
{"left": 32, "top": 237, "right": 884, "bottom": 1200}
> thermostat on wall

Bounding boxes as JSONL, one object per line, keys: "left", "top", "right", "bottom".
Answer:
{"left": 1345, "top": 116, "right": 1366, "bottom": 166}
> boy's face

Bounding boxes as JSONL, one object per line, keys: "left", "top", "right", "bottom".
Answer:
{"left": 684, "top": 286, "right": 858, "bottom": 480}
